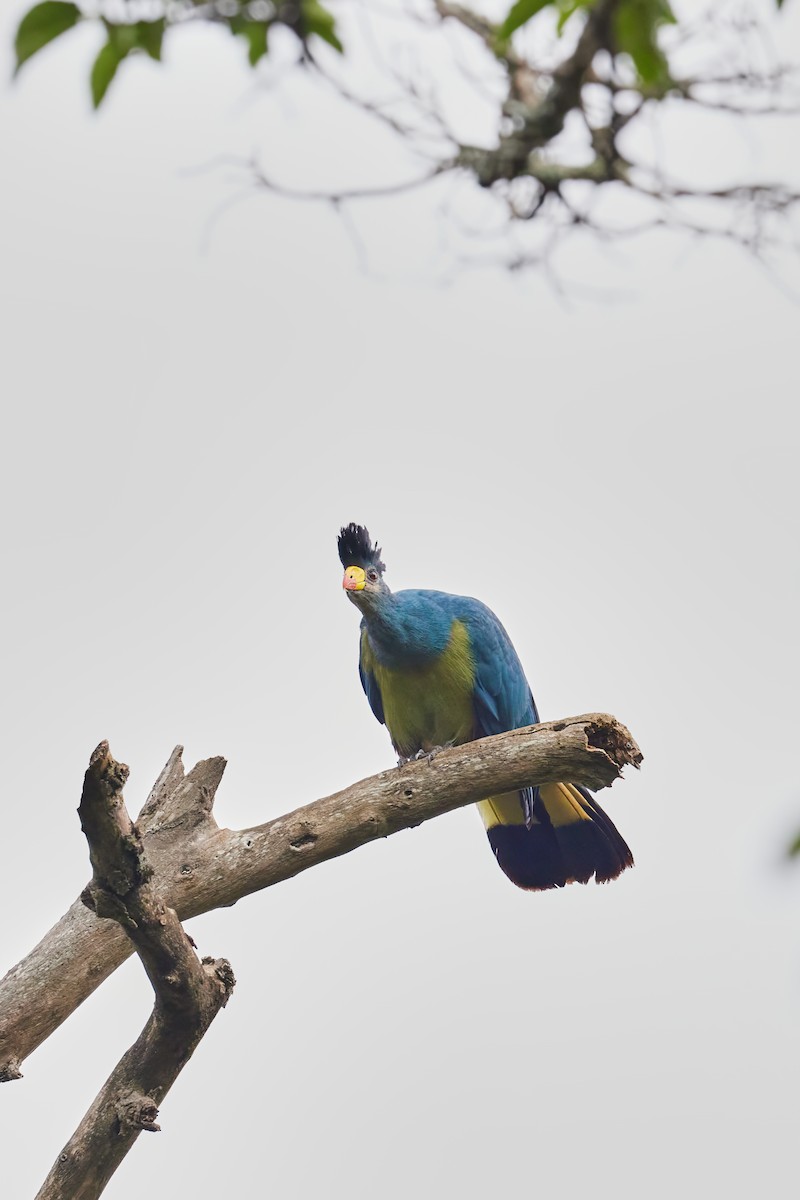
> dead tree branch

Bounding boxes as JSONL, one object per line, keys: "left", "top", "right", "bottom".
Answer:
{"left": 0, "top": 713, "right": 641, "bottom": 1084}
{"left": 34, "top": 742, "right": 235, "bottom": 1200}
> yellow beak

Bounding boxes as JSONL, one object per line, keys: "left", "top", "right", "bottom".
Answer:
{"left": 343, "top": 565, "right": 366, "bottom": 592}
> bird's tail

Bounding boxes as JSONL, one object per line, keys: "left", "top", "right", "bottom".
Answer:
{"left": 478, "top": 783, "right": 633, "bottom": 891}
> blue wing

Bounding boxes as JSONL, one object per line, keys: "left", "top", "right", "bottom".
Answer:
{"left": 459, "top": 600, "right": 539, "bottom": 735}
{"left": 459, "top": 598, "right": 540, "bottom": 826}
{"left": 358, "top": 625, "right": 385, "bottom": 726}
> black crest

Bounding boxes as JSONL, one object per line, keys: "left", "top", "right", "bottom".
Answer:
{"left": 338, "top": 524, "right": 386, "bottom": 574}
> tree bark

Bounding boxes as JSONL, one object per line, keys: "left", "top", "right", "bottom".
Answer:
{"left": 0, "top": 713, "right": 640, "bottom": 1083}
{"left": 35, "top": 742, "right": 235, "bottom": 1200}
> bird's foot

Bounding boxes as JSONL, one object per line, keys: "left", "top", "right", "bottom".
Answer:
{"left": 397, "top": 743, "right": 453, "bottom": 767}
{"left": 417, "top": 742, "right": 453, "bottom": 764}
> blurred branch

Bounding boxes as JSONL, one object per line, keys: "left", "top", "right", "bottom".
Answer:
{"left": 0, "top": 712, "right": 641, "bottom": 1085}
{"left": 251, "top": 157, "right": 450, "bottom": 203}
{"left": 10, "top": 0, "right": 800, "bottom": 274}
{"left": 35, "top": 742, "right": 234, "bottom": 1200}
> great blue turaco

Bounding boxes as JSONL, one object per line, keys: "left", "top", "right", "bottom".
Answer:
{"left": 338, "top": 523, "right": 633, "bottom": 890}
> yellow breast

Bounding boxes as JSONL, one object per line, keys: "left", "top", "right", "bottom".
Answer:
{"left": 362, "top": 619, "right": 476, "bottom": 759}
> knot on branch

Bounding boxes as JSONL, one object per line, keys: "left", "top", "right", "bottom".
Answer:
{"left": 202, "top": 957, "right": 236, "bottom": 1005}
{"left": 0, "top": 1056, "right": 23, "bottom": 1083}
{"left": 79, "top": 743, "right": 154, "bottom": 907}
{"left": 88, "top": 740, "right": 130, "bottom": 796}
{"left": 586, "top": 719, "right": 643, "bottom": 772}
{"left": 289, "top": 822, "right": 318, "bottom": 851}
{"left": 115, "top": 1091, "right": 161, "bottom": 1134}
{"left": 80, "top": 884, "right": 140, "bottom": 930}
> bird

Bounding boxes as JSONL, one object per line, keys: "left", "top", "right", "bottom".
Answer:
{"left": 338, "top": 522, "right": 633, "bottom": 891}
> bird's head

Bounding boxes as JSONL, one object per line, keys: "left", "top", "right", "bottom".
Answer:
{"left": 338, "top": 523, "right": 389, "bottom": 610}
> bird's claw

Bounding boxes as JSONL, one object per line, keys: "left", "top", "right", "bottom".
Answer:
{"left": 398, "top": 742, "right": 454, "bottom": 767}
{"left": 418, "top": 743, "right": 453, "bottom": 763}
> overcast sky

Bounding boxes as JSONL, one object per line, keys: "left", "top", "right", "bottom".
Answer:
{"left": 2, "top": 2, "right": 799, "bottom": 1197}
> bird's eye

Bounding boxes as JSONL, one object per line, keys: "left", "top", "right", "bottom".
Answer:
{"left": 368, "top": 570, "right": 378, "bottom": 582}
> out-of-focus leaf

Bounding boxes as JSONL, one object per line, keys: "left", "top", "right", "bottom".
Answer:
{"left": 14, "top": 0, "right": 81, "bottom": 74}
{"left": 245, "top": 23, "right": 269, "bottom": 66}
{"left": 91, "top": 40, "right": 124, "bottom": 108}
{"left": 555, "top": 0, "right": 586, "bottom": 35}
{"left": 789, "top": 831, "right": 800, "bottom": 857}
{"left": 102, "top": 20, "right": 140, "bottom": 56}
{"left": 90, "top": 20, "right": 166, "bottom": 107}
{"left": 136, "top": 19, "right": 165, "bottom": 62}
{"left": 230, "top": 17, "right": 270, "bottom": 66}
{"left": 614, "top": 0, "right": 675, "bottom": 89}
{"left": 301, "top": 0, "right": 343, "bottom": 52}
{"left": 498, "top": 0, "right": 551, "bottom": 41}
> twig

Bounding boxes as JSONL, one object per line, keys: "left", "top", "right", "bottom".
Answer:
{"left": 251, "top": 159, "right": 449, "bottom": 203}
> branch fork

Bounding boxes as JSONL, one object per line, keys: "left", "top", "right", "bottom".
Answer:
{"left": 35, "top": 742, "right": 235, "bottom": 1200}
{"left": 1, "top": 715, "right": 641, "bottom": 1194}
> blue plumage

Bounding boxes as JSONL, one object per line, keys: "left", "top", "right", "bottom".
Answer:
{"left": 339, "top": 525, "right": 633, "bottom": 890}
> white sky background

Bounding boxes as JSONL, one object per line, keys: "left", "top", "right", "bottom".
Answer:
{"left": 1, "top": 1, "right": 799, "bottom": 1196}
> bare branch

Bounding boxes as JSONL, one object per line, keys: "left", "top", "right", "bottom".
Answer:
{"left": 35, "top": 742, "right": 234, "bottom": 1200}
{"left": 11, "top": 0, "right": 800, "bottom": 275}
{"left": 251, "top": 158, "right": 449, "bottom": 204}
{"left": 1, "top": 713, "right": 640, "bottom": 1083}
{"left": 455, "top": 0, "right": 619, "bottom": 187}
